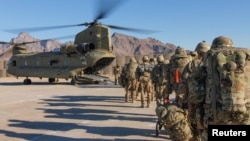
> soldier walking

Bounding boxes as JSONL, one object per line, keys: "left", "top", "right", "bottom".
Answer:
{"left": 151, "top": 55, "right": 169, "bottom": 106}
{"left": 166, "top": 46, "right": 190, "bottom": 105}
{"left": 113, "top": 64, "right": 121, "bottom": 85}
{"left": 136, "top": 55, "right": 154, "bottom": 108}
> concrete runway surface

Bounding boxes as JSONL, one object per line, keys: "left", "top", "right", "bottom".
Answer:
{"left": 0, "top": 77, "right": 171, "bottom": 141}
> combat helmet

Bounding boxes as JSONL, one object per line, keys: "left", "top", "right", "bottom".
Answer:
{"left": 211, "top": 36, "right": 233, "bottom": 49}
{"left": 157, "top": 55, "right": 164, "bottom": 63}
{"left": 195, "top": 41, "right": 210, "bottom": 54}
{"left": 174, "top": 46, "right": 188, "bottom": 58}
{"left": 142, "top": 55, "right": 149, "bottom": 62}
{"left": 189, "top": 51, "right": 198, "bottom": 57}
{"left": 129, "top": 57, "right": 137, "bottom": 63}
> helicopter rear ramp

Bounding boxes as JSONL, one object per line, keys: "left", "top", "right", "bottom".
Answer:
{"left": 76, "top": 74, "right": 112, "bottom": 84}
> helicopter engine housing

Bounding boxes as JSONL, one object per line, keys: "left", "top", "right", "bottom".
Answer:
{"left": 76, "top": 43, "right": 95, "bottom": 54}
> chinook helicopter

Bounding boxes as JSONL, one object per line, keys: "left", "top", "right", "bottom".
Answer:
{"left": 0, "top": 39, "right": 109, "bottom": 85}
{"left": 1, "top": 0, "right": 156, "bottom": 85}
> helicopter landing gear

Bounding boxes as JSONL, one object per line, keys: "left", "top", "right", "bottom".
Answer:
{"left": 71, "top": 78, "right": 76, "bottom": 85}
{"left": 48, "top": 78, "right": 56, "bottom": 83}
{"left": 23, "top": 78, "right": 31, "bottom": 85}
{"left": 70, "top": 76, "right": 78, "bottom": 85}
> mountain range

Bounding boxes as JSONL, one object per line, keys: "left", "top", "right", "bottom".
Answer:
{"left": 0, "top": 32, "right": 177, "bottom": 60}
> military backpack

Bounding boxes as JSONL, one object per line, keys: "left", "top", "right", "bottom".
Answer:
{"left": 203, "top": 47, "right": 250, "bottom": 124}
{"left": 155, "top": 104, "right": 195, "bottom": 141}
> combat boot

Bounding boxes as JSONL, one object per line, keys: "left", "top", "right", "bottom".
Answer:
{"left": 136, "top": 93, "right": 141, "bottom": 100}
{"left": 125, "top": 93, "right": 129, "bottom": 102}
{"left": 141, "top": 101, "right": 146, "bottom": 108}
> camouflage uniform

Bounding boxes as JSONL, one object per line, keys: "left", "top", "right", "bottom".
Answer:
{"left": 151, "top": 55, "right": 169, "bottom": 106}
{"left": 136, "top": 55, "right": 154, "bottom": 108}
{"left": 167, "top": 47, "right": 190, "bottom": 105}
{"left": 118, "top": 63, "right": 128, "bottom": 88}
{"left": 189, "top": 51, "right": 198, "bottom": 61}
{"left": 181, "top": 41, "right": 210, "bottom": 141}
{"left": 198, "top": 36, "right": 250, "bottom": 141}
{"left": 124, "top": 57, "right": 138, "bottom": 103}
{"left": 155, "top": 104, "right": 195, "bottom": 141}
{"left": 113, "top": 64, "right": 121, "bottom": 85}
{"left": 149, "top": 57, "right": 157, "bottom": 101}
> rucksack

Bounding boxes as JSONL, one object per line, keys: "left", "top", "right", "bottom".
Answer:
{"left": 203, "top": 47, "right": 250, "bottom": 124}
{"left": 125, "top": 62, "right": 138, "bottom": 79}
{"left": 118, "top": 64, "right": 128, "bottom": 87}
{"left": 169, "top": 55, "right": 190, "bottom": 88}
{"left": 167, "top": 55, "right": 190, "bottom": 105}
{"left": 155, "top": 104, "right": 194, "bottom": 141}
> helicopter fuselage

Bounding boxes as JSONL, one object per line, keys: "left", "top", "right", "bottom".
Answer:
{"left": 4, "top": 22, "right": 116, "bottom": 84}
{"left": 6, "top": 49, "right": 115, "bottom": 80}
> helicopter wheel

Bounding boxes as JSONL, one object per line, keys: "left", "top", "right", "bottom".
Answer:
{"left": 24, "top": 78, "right": 32, "bottom": 85}
{"left": 48, "top": 78, "right": 56, "bottom": 83}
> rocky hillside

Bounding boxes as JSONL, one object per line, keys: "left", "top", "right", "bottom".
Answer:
{"left": 112, "top": 32, "right": 176, "bottom": 56}
{"left": 0, "top": 32, "right": 61, "bottom": 60}
{"left": 0, "top": 32, "right": 176, "bottom": 60}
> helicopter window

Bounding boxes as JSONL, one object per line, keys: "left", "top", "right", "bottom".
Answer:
{"left": 24, "top": 61, "right": 28, "bottom": 66}
{"left": 90, "top": 31, "right": 92, "bottom": 35}
{"left": 12, "top": 60, "right": 16, "bottom": 66}
{"left": 64, "top": 61, "right": 68, "bottom": 66}
{"left": 50, "top": 59, "right": 59, "bottom": 66}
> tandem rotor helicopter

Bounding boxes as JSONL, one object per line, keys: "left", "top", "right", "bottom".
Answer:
{"left": 1, "top": 0, "right": 156, "bottom": 85}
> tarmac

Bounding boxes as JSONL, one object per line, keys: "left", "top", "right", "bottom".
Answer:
{"left": 0, "top": 77, "right": 172, "bottom": 141}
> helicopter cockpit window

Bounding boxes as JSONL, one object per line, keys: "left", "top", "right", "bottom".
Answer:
{"left": 12, "top": 60, "right": 16, "bottom": 66}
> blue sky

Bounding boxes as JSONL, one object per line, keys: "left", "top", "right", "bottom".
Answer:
{"left": 1, "top": 0, "right": 250, "bottom": 51}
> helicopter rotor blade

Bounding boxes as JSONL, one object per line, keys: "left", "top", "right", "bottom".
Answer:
{"left": 106, "top": 24, "right": 160, "bottom": 34}
{"left": 94, "top": 0, "right": 127, "bottom": 21}
{"left": 0, "top": 34, "right": 74, "bottom": 46}
{"left": 0, "top": 41, "right": 11, "bottom": 44}
{"left": 2, "top": 0, "right": 158, "bottom": 35}
{"left": 3, "top": 0, "right": 127, "bottom": 34}
{"left": 3, "top": 23, "right": 88, "bottom": 34}
{"left": 0, "top": 39, "right": 50, "bottom": 46}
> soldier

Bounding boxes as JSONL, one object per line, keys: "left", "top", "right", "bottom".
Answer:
{"left": 189, "top": 51, "right": 198, "bottom": 61}
{"left": 180, "top": 41, "right": 210, "bottom": 141}
{"left": 166, "top": 46, "right": 190, "bottom": 105}
{"left": 192, "top": 36, "right": 250, "bottom": 140}
{"left": 124, "top": 57, "right": 138, "bottom": 103}
{"left": 113, "top": 64, "right": 121, "bottom": 85}
{"left": 136, "top": 55, "right": 154, "bottom": 108}
{"left": 149, "top": 57, "right": 157, "bottom": 65}
{"left": 181, "top": 41, "right": 210, "bottom": 108}
{"left": 118, "top": 63, "right": 128, "bottom": 88}
{"left": 151, "top": 54, "right": 169, "bottom": 106}
{"left": 149, "top": 57, "right": 157, "bottom": 101}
